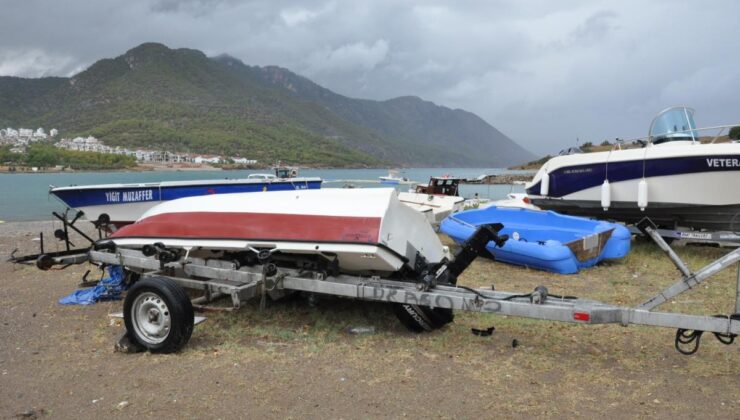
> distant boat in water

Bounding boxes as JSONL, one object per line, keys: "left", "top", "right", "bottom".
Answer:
{"left": 379, "top": 170, "right": 408, "bottom": 185}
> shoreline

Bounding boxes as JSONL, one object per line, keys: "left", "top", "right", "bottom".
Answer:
{"left": 0, "top": 219, "right": 96, "bottom": 236}
{"left": 1, "top": 164, "right": 539, "bottom": 174}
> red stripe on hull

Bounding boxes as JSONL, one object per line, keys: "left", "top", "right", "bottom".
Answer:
{"left": 110, "top": 212, "right": 382, "bottom": 243}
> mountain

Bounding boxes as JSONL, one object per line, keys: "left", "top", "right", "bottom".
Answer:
{"left": 0, "top": 43, "right": 534, "bottom": 167}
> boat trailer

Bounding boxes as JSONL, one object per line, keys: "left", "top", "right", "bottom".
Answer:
{"left": 15, "top": 218, "right": 740, "bottom": 355}
{"left": 628, "top": 224, "right": 740, "bottom": 246}
{"left": 9, "top": 208, "right": 110, "bottom": 270}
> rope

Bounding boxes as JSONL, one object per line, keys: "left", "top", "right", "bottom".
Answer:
{"left": 674, "top": 314, "right": 738, "bottom": 355}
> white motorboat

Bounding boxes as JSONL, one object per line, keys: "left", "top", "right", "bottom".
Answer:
{"left": 526, "top": 107, "right": 740, "bottom": 231}
{"left": 379, "top": 170, "right": 408, "bottom": 185}
{"left": 398, "top": 176, "right": 465, "bottom": 225}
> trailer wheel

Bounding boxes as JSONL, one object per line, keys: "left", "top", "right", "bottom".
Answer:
{"left": 393, "top": 304, "right": 454, "bottom": 332}
{"left": 123, "top": 276, "right": 193, "bottom": 353}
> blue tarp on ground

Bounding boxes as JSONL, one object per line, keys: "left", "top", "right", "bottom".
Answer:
{"left": 59, "top": 265, "right": 128, "bottom": 305}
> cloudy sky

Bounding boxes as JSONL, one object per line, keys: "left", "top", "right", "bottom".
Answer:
{"left": 1, "top": 0, "right": 739, "bottom": 154}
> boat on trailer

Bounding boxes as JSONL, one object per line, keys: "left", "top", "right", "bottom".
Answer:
{"left": 49, "top": 167, "right": 321, "bottom": 229}
{"left": 107, "top": 188, "right": 449, "bottom": 275}
{"left": 525, "top": 107, "right": 740, "bottom": 231}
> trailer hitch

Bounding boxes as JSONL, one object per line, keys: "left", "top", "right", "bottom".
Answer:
{"left": 417, "top": 223, "right": 508, "bottom": 291}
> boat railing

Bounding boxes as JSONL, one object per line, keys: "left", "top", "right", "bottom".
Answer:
{"left": 618, "top": 123, "right": 740, "bottom": 146}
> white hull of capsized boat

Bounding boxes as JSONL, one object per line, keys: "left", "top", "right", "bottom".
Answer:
{"left": 397, "top": 192, "right": 465, "bottom": 225}
{"left": 107, "top": 188, "right": 450, "bottom": 274}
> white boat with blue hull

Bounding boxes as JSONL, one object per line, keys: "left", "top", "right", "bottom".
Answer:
{"left": 526, "top": 107, "right": 740, "bottom": 231}
{"left": 50, "top": 173, "right": 322, "bottom": 228}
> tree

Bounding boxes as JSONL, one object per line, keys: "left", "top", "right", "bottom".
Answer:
{"left": 600, "top": 140, "right": 611, "bottom": 146}
{"left": 730, "top": 126, "right": 740, "bottom": 140}
{"left": 0, "top": 146, "right": 23, "bottom": 164}
{"left": 26, "top": 145, "right": 58, "bottom": 168}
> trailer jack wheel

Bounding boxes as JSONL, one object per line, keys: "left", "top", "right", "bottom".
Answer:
{"left": 123, "top": 276, "right": 194, "bottom": 353}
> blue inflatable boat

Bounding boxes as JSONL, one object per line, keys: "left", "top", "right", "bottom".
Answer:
{"left": 440, "top": 206, "right": 631, "bottom": 274}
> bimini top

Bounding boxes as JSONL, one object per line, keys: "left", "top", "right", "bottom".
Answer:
{"left": 649, "top": 106, "right": 699, "bottom": 144}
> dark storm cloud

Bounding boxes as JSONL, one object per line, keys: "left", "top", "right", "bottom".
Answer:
{"left": 1, "top": 0, "right": 739, "bottom": 154}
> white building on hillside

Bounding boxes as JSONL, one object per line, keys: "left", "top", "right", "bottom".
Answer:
{"left": 193, "top": 155, "right": 221, "bottom": 164}
{"left": 231, "top": 157, "right": 257, "bottom": 165}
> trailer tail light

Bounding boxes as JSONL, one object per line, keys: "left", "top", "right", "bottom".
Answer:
{"left": 573, "top": 312, "right": 590, "bottom": 322}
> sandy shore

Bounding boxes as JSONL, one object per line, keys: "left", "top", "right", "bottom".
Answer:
{"left": 0, "top": 220, "right": 71, "bottom": 237}
{"left": 0, "top": 220, "right": 99, "bottom": 259}
{"left": 1, "top": 221, "right": 738, "bottom": 418}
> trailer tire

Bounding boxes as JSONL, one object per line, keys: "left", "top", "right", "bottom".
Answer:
{"left": 123, "top": 276, "right": 193, "bottom": 353}
{"left": 393, "top": 304, "right": 454, "bottom": 332}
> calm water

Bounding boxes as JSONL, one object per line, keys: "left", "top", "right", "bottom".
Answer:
{"left": 0, "top": 168, "right": 531, "bottom": 221}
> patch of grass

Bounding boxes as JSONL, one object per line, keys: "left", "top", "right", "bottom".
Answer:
{"left": 181, "top": 237, "right": 740, "bottom": 366}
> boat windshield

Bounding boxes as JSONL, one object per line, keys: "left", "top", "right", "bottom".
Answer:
{"left": 649, "top": 107, "right": 699, "bottom": 144}
{"left": 247, "top": 174, "right": 276, "bottom": 180}
{"left": 274, "top": 167, "right": 298, "bottom": 178}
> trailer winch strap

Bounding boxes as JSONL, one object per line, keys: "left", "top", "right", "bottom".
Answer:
{"left": 674, "top": 314, "right": 738, "bottom": 355}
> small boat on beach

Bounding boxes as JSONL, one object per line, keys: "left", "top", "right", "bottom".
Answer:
{"left": 398, "top": 176, "right": 465, "bottom": 225}
{"left": 50, "top": 167, "right": 321, "bottom": 228}
{"left": 440, "top": 206, "right": 631, "bottom": 274}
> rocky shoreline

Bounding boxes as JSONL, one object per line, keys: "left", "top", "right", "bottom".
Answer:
{"left": 461, "top": 173, "right": 534, "bottom": 184}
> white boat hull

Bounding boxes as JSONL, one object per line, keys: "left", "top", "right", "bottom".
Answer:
{"left": 526, "top": 142, "right": 740, "bottom": 230}
{"left": 108, "top": 189, "right": 450, "bottom": 275}
{"left": 397, "top": 192, "right": 465, "bottom": 225}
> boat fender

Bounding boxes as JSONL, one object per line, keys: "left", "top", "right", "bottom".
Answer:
{"left": 600, "top": 180, "right": 611, "bottom": 210}
{"left": 638, "top": 179, "right": 648, "bottom": 211}
{"left": 540, "top": 172, "right": 549, "bottom": 196}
